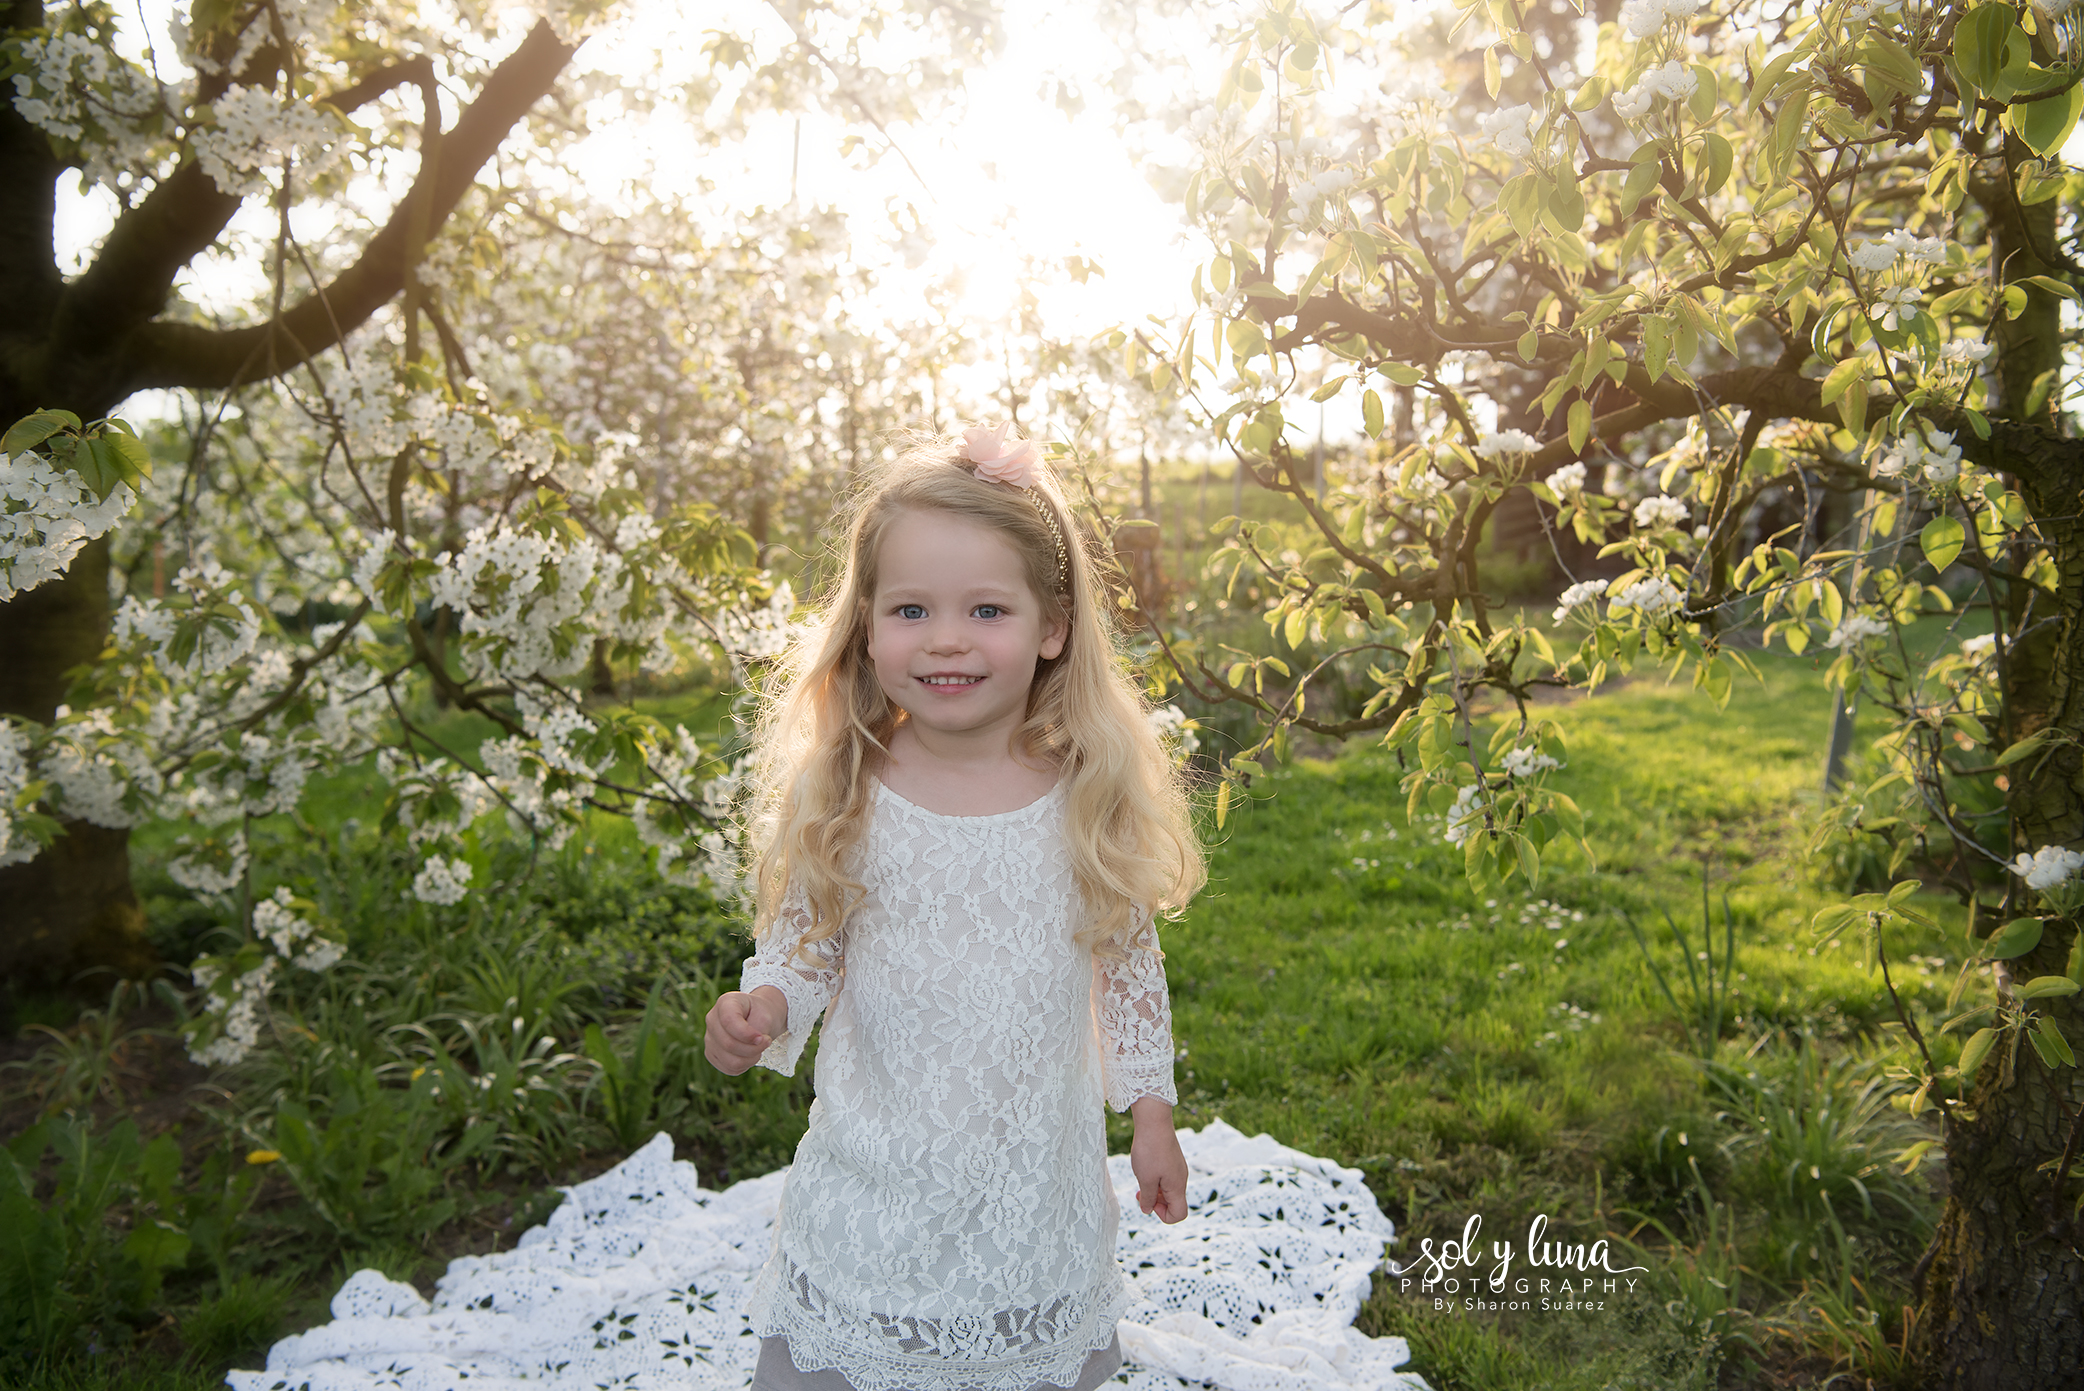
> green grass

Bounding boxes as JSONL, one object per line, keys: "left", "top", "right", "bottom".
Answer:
{"left": 9, "top": 638, "right": 1960, "bottom": 1389}
{"left": 1101, "top": 643, "right": 1956, "bottom": 1389}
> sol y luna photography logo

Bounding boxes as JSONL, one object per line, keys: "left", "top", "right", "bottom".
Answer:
{"left": 1389, "top": 1214, "right": 1649, "bottom": 1314}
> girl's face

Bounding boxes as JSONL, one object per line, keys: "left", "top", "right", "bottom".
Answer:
{"left": 865, "top": 507, "right": 1067, "bottom": 747}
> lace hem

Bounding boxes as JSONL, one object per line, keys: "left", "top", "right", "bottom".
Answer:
{"left": 741, "top": 959, "right": 832, "bottom": 1076}
{"left": 748, "top": 1248, "right": 1127, "bottom": 1391}
{"left": 1104, "top": 1058, "right": 1178, "bottom": 1113}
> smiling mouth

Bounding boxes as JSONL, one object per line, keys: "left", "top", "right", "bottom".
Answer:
{"left": 919, "top": 675, "right": 982, "bottom": 687}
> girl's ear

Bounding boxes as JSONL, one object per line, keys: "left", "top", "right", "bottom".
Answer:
{"left": 1040, "top": 608, "right": 1068, "bottom": 661}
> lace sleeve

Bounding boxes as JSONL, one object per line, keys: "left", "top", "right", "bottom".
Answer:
{"left": 739, "top": 886, "right": 843, "bottom": 1076}
{"left": 1093, "top": 907, "right": 1176, "bottom": 1111}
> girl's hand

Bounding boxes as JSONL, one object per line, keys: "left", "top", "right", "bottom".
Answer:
{"left": 1129, "top": 1097, "right": 1190, "bottom": 1224}
{"left": 705, "top": 987, "right": 788, "bottom": 1074}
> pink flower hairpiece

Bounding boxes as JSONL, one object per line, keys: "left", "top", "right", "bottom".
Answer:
{"left": 956, "top": 422, "right": 1067, "bottom": 591}
{"left": 960, "top": 423, "right": 1041, "bottom": 488}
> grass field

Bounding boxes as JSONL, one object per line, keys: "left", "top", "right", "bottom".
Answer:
{"left": 2, "top": 612, "right": 1969, "bottom": 1389}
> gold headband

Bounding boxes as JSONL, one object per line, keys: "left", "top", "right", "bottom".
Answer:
{"left": 1025, "top": 486, "right": 1070, "bottom": 594}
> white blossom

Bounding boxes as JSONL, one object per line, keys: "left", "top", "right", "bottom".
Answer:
{"left": 1633, "top": 495, "right": 1689, "bottom": 530}
{"left": 1619, "top": 0, "right": 1704, "bottom": 40}
{"left": 1610, "top": 576, "right": 1685, "bottom": 618}
{"left": 1873, "top": 285, "right": 1922, "bottom": 331}
{"left": 2011, "top": 845, "right": 2084, "bottom": 892}
{"left": 1474, "top": 429, "right": 1541, "bottom": 459}
{"left": 1547, "top": 462, "right": 1587, "bottom": 495}
{"left": 0, "top": 720, "right": 38, "bottom": 869}
{"left": 168, "top": 833, "right": 249, "bottom": 894}
{"left": 191, "top": 85, "right": 349, "bottom": 198}
{"left": 412, "top": 854, "right": 474, "bottom": 906}
{"left": 1501, "top": 746, "right": 1562, "bottom": 777}
{"left": 1477, "top": 104, "right": 1537, "bottom": 160}
{"left": 1961, "top": 633, "right": 1997, "bottom": 663}
{"left": 1614, "top": 60, "right": 1699, "bottom": 121}
{"left": 1, "top": 452, "right": 139, "bottom": 602}
{"left": 1443, "top": 783, "right": 1485, "bottom": 846}
{"left": 1406, "top": 469, "right": 1450, "bottom": 502}
{"left": 1942, "top": 339, "right": 1992, "bottom": 366}
{"left": 1825, "top": 614, "right": 1891, "bottom": 648}
{"left": 1552, "top": 578, "right": 1608, "bottom": 622}
{"left": 1148, "top": 705, "right": 1202, "bottom": 758}
{"left": 1849, "top": 227, "right": 1949, "bottom": 274}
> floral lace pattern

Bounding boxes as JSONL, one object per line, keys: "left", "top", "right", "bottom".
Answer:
{"left": 226, "top": 1123, "right": 1423, "bottom": 1391}
{"left": 738, "top": 782, "right": 1174, "bottom": 1390}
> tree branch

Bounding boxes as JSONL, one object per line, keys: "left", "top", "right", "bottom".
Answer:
{"left": 104, "top": 23, "right": 574, "bottom": 397}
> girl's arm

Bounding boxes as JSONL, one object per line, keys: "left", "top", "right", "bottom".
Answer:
{"left": 1093, "top": 909, "right": 1177, "bottom": 1112}
{"left": 1097, "top": 910, "right": 1190, "bottom": 1223}
{"left": 726, "top": 888, "right": 844, "bottom": 1076}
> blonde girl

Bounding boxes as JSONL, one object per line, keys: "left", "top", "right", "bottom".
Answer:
{"left": 705, "top": 424, "right": 1205, "bottom": 1391}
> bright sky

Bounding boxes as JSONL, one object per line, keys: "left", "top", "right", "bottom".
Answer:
{"left": 59, "top": 0, "right": 1220, "bottom": 413}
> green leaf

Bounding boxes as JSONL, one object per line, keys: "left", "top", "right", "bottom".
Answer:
{"left": 2017, "top": 975, "right": 2081, "bottom": 1000}
{"left": 1954, "top": 3, "right": 2017, "bottom": 95}
{"left": 2032, "top": 1015, "right": 2076, "bottom": 1068}
{"left": 1687, "top": 64, "right": 1717, "bottom": 124}
{"left": 1362, "top": 388, "right": 1385, "bottom": 439}
{"left": 1700, "top": 132, "right": 1734, "bottom": 196}
{"left": 1986, "top": 917, "right": 2045, "bottom": 960}
{"left": 1214, "top": 779, "right": 1230, "bottom": 829}
{"left": 1957, "top": 1026, "right": 1998, "bottom": 1079}
{"left": 1620, "top": 157, "right": 1661, "bottom": 216}
{"left": 1567, "top": 398, "right": 1591, "bottom": 452}
{"left": 1995, "top": 731, "right": 2048, "bottom": 767}
{"left": 2009, "top": 82, "right": 2084, "bottom": 158}
{"left": 1502, "top": 173, "right": 1544, "bottom": 238}
{"left": 2, "top": 411, "right": 76, "bottom": 455}
{"left": 1517, "top": 329, "right": 1538, "bottom": 362}
{"left": 1820, "top": 357, "right": 1866, "bottom": 406}
{"left": 1921, "top": 515, "right": 1965, "bottom": 573}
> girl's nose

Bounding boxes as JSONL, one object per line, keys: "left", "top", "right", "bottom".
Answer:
{"left": 924, "top": 618, "right": 970, "bottom": 653}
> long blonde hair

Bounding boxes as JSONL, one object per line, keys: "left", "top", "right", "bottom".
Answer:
{"left": 744, "top": 431, "right": 1204, "bottom": 954}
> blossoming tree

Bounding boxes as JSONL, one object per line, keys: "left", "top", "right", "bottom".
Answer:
{"left": 0, "top": 0, "right": 997, "bottom": 1040}
{"left": 1133, "top": 0, "right": 2084, "bottom": 1377}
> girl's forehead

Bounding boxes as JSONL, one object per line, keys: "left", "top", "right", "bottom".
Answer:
{"left": 872, "top": 508, "right": 1032, "bottom": 588}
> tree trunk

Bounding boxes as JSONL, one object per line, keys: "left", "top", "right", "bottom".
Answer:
{"left": 0, "top": 537, "right": 154, "bottom": 987}
{"left": 1912, "top": 163, "right": 2084, "bottom": 1386}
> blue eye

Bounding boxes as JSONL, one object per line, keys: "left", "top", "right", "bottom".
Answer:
{"left": 973, "top": 604, "right": 1003, "bottom": 619}
{"left": 897, "top": 604, "right": 925, "bottom": 620}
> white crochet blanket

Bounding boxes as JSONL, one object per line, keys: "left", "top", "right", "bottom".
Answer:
{"left": 226, "top": 1120, "right": 1428, "bottom": 1391}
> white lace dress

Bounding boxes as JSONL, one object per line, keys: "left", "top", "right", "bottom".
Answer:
{"left": 739, "top": 781, "right": 1175, "bottom": 1391}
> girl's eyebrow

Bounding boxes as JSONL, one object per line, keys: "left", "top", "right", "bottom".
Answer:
{"left": 878, "top": 581, "right": 1023, "bottom": 601}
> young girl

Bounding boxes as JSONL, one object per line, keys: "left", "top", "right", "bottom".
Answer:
{"left": 705, "top": 424, "right": 1205, "bottom": 1391}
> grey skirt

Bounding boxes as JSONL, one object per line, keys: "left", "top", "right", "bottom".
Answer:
{"left": 750, "top": 1333, "right": 1124, "bottom": 1391}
